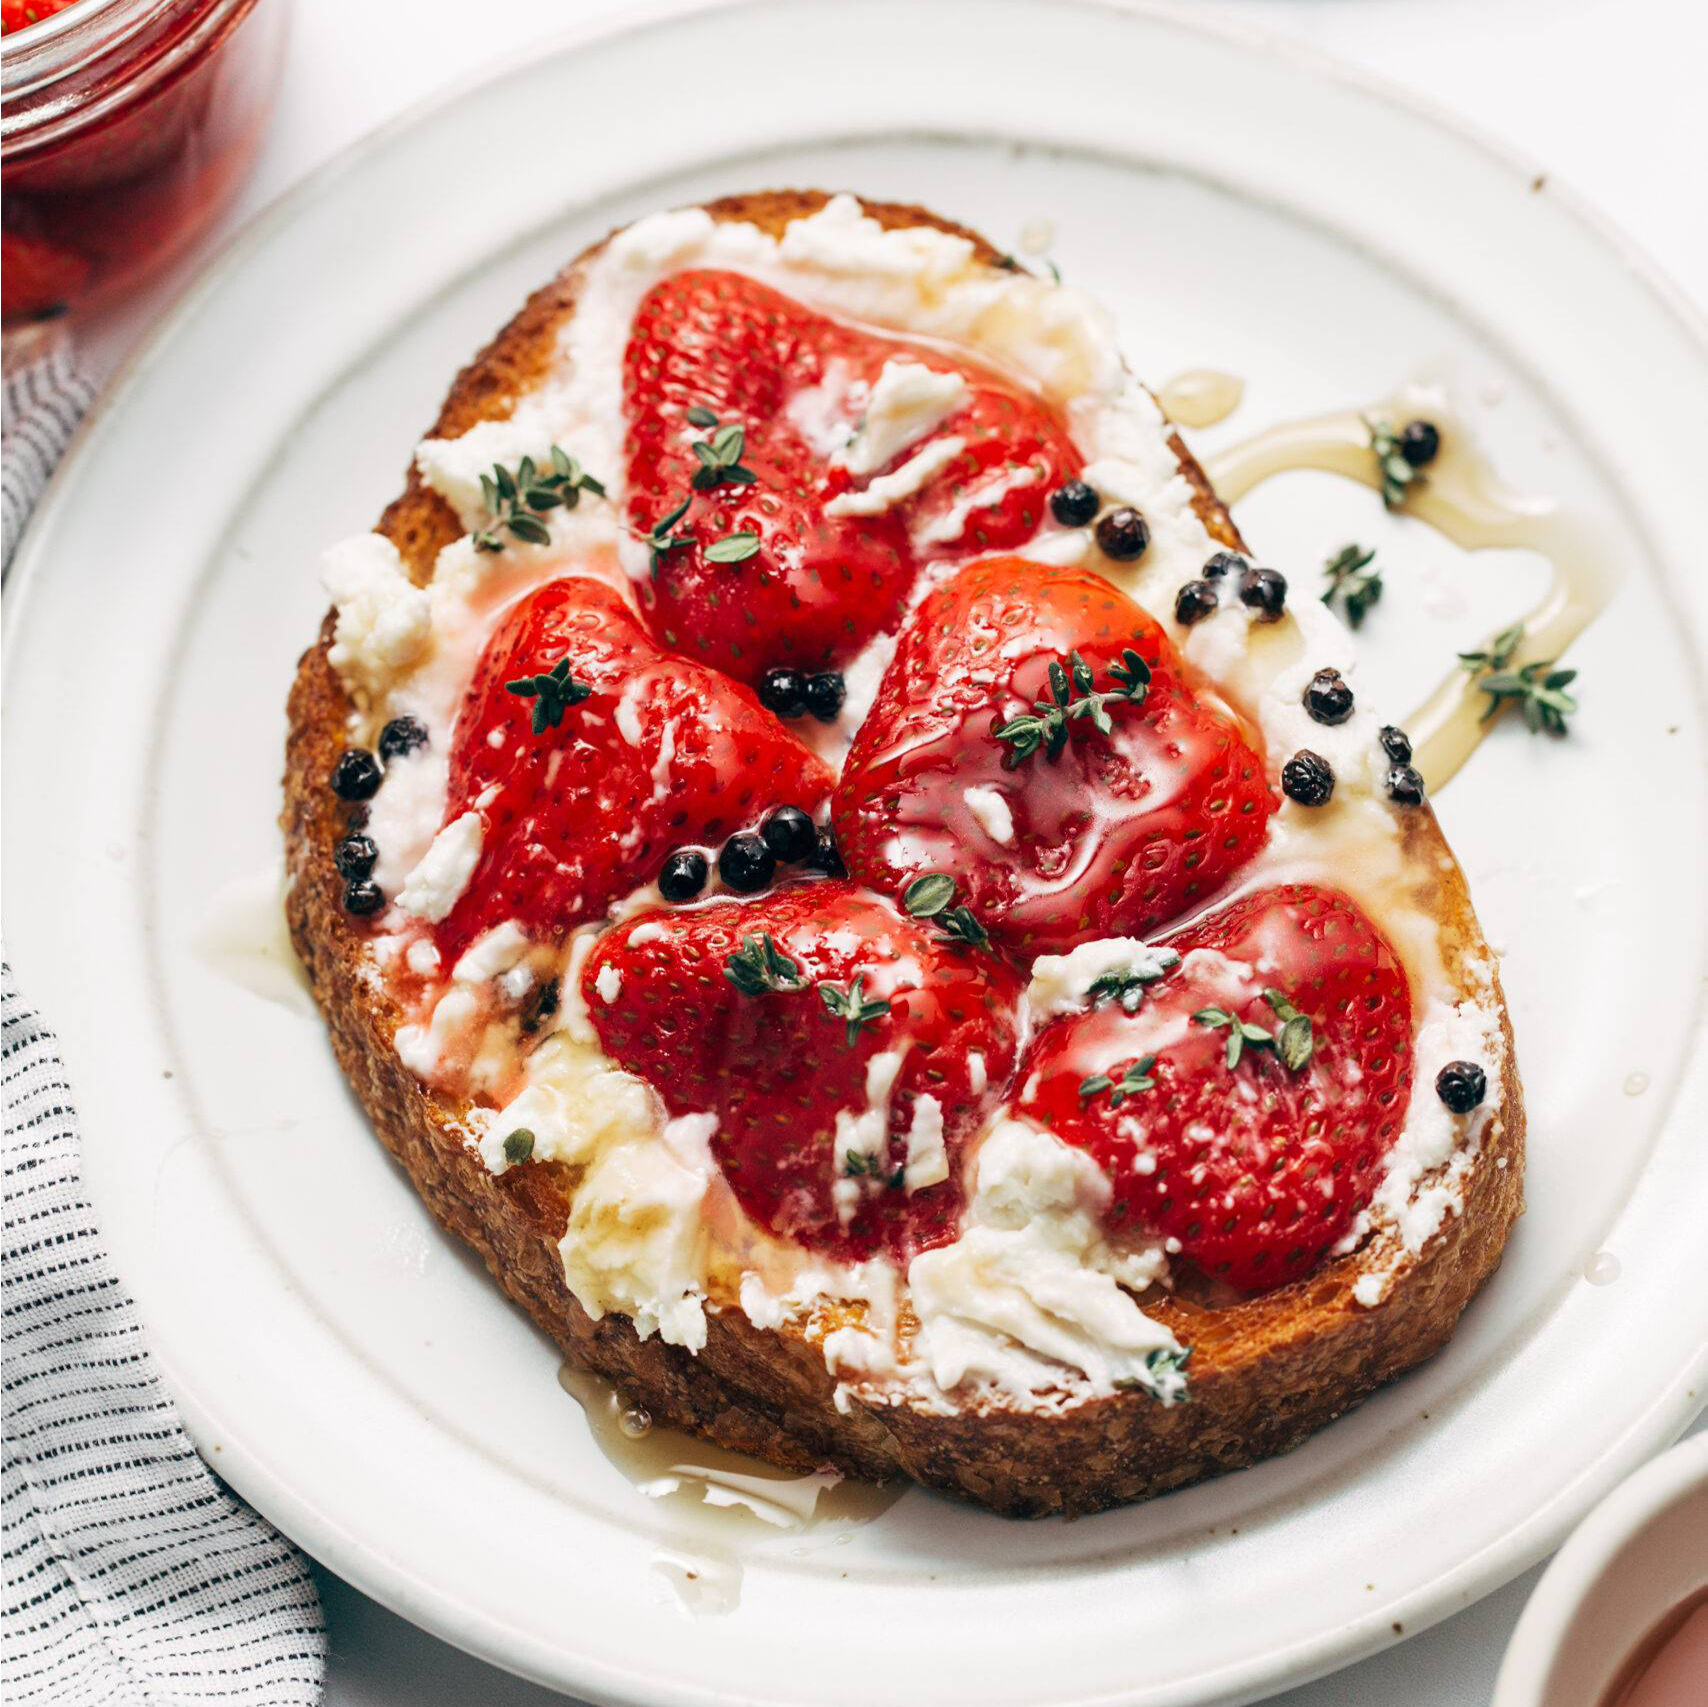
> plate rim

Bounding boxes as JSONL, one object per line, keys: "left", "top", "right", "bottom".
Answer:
{"left": 6, "top": 4, "right": 1708, "bottom": 1704}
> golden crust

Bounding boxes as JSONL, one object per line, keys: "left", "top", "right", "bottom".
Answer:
{"left": 282, "top": 191, "right": 1525, "bottom": 1517}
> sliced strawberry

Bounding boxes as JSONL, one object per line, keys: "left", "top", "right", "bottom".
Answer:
{"left": 832, "top": 556, "right": 1276, "bottom": 959}
{"left": 584, "top": 881, "right": 1022, "bottom": 1262}
{"left": 1017, "top": 883, "right": 1415, "bottom": 1292}
{"left": 433, "top": 576, "right": 831, "bottom": 961}
{"left": 0, "top": 0, "right": 80, "bottom": 33}
{"left": 0, "top": 229, "right": 90, "bottom": 319}
{"left": 623, "top": 269, "right": 1079, "bottom": 685}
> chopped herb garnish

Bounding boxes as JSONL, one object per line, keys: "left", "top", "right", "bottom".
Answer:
{"left": 724, "top": 932, "right": 804, "bottom": 996}
{"left": 818, "top": 973, "right": 891, "bottom": 1046}
{"left": 1321, "top": 543, "right": 1383, "bottom": 630}
{"left": 1086, "top": 948, "right": 1182, "bottom": 1013}
{"left": 1458, "top": 622, "right": 1578, "bottom": 735}
{"left": 502, "top": 1128, "right": 536, "bottom": 1165}
{"left": 1364, "top": 418, "right": 1423, "bottom": 510}
{"left": 633, "top": 495, "right": 694, "bottom": 575}
{"left": 1458, "top": 621, "right": 1526, "bottom": 674}
{"left": 473, "top": 448, "right": 606, "bottom": 553}
{"left": 504, "top": 656, "right": 593, "bottom": 735}
{"left": 1193, "top": 990, "right": 1314, "bottom": 1071}
{"left": 1078, "top": 1054, "right": 1159, "bottom": 1108}
{"left": 1478, "top": 660, "right": 1579, "bottom": 734}
{"left": 1260, "top": 988, "right": 1316, "bottom": 1071}
{"left": 900, "top": 872, "right": 989, "bottom": 950}
{"left": 704, "top": 529, "right": 761, "bottom": 564}
{"left": 994, "top": 647, "right": 1151, "bottom": 764}
{"left": 686, "top": 411, "right": 759, "bottom": 492}
{"left": 1113, "top": 1344, "right": 1192, "bottom": 1404}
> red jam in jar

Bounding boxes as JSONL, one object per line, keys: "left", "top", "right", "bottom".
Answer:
{"left": 1, "top": 0, "right": 285, "bottom": 333}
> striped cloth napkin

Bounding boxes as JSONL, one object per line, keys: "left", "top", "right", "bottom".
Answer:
{"left": 2, "top": 347, "right": 327, "bottom": 1704}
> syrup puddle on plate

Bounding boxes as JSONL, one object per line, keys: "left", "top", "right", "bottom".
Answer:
{"left": 192, "top": 862, "right": 313, "bottom": 1013}
{"left": 557, "top": 1362, "right": 904, "bottom": 1616}
{"left": 1157, "top": 367, "right": 1245, "bottom": 430}
{"left": 1205, "top": 381, "right": 1620, "bottom": 792}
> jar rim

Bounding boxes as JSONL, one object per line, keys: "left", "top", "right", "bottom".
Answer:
{"left": 1, "top": 0, "right": 161, "bottom": 86}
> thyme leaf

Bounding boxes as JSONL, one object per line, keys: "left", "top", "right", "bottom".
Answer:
{"left": 504, "top": 656, "right": 593, "bottom": 735}
{"left": 818, "top": 974, "right": 891, "bottom": 1046}
{"left": 901, "top": 872, "right": 989, "bottom": 950}
{"left": 724, "top": 932, "right": 804, "bottom": 997}
{"left": 994, "top": 647, "right": 1152, "bottom": 764}
{"left": 473, "top": 448, "right": 606, "bottom": 553}
{"left": 1078, "top": 1054, "right": 1159, "bottom": 1108}
{"left": 1321, "top": 542, "right": 1383, "bottom": 630}
{"left": 1364, "top": 417, "right": 1423, "bottom": 511}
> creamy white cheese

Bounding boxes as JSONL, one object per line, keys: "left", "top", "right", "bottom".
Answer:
{"left": 961, "top": 784, "right": 1015, "bottom": 847}
{"left": 1025, "top": 938, "right": 1181, "bottom": 1019}
{"left": 321, "top": 534, "right": 430, "bottom": 707}
{"left": 396, "top": 810, "right": 482, "bottom": 924}
{"left": 906, "top": 1118, "right": 1180, "bottom": 1402}
{"left": 836, "top": 360, "right": 968, "bottom": 476}
{"left": 823, "top": 435, "right": 964, "bottom": 518}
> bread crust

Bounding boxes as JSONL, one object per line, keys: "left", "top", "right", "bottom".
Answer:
{"left": 283, "top": 192, "right": 1525, "bottom": 1517}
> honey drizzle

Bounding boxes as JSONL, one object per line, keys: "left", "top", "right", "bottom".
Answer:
{"left": 1155, "top": 367, "right": 1245, "bottom": 429}
{"left": 1206, "top": 386, "right": 1619, "bottom": 790}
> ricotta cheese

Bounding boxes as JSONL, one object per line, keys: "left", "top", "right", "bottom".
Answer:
{"left": 836, "top": 361, "right": 969, "bottom": 476}
{"left": 321, "top": 534, "right": 430, "bottom": 707}
{"left": 396, "top": 811, "right": 483, "bottom": 924}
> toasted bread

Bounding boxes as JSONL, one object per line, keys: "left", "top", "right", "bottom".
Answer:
{"left": 283, "top": 191, "right": 1524, "bottom": 1516}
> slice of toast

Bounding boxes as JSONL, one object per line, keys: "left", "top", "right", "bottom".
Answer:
{"left": 282, "top": 191, "right": 1524, "bottom": 1517}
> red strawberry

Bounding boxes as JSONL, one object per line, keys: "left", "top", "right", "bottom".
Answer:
{"left": 1016, "top": 883, "right": 1415, "bottom": 1292}
{"left": 623, "top": 269, "right": 1079, "bottom": 685}
{"left": 0, "top": 229, "right": 90, "bottom": 319}
{"left": 584, "top": 880, "right": 1022, "bottom": 1262}
{"left": 832, "top": 556, "right": 1276, "bottom": 959}
{"left": 432, "top": 576, "right": 831, "bottom": 961}
{"left": 0, "top": 0, "right": 79, "bottom": 33}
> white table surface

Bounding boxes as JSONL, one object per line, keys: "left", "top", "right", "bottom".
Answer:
{"left": 71, "top": 0, "right": 1708, "bottom": 1700}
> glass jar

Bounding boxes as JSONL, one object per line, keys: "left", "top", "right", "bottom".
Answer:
{"left": 1, "top": 0, "right": 286, "bottom": 341}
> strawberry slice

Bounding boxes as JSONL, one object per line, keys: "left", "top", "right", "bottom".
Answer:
{"left": 584, "top": 880, "right": 1022, "bottom": 1262}
{"left": 623, "top": 269, "right": 1079, "bottom": 685}
{"left": 1017, "top": 883, "right": 1415, "bottom": 1292}
{"left": 832, "top": 556, "right": 1276, "bottom": 958}
{"left": 432, "top": 576, "right": 831, "bottom": 961}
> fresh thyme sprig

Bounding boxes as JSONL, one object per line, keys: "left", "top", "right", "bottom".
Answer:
{"left": 684, "top": 407, "right": 759, "bottom": 492}
{"left": 1192, "top": 988, "right": 1314, "bottom": 1072}
{"left": 1364, "top": 418, "right": 1423, "bottom": 511}
{"left": 994, "top": 648, "right": 1151, "bottom": 765}
{"left": 1321, "top": 543, "right": 1383, "bottom": 630}
{"left": 724, "top": 933, "right": 804, "bottom": 996}
{"left": 1086, "top": 948, "right": 1181, "bottom": 1013}
{"left": 1458, "top": 622, "right": 1579, "bottom": 735}
{"left": 1078, "top": 1054, "right": 1158, "bottom": 1108}
{"left": 901, "top": 872, "right": 990, "bottom": 950}
{"left": 633, "top": 496, "right": 695, "bottom": 574}
{"left": 818, "top": 974, "right": 891, "bottom": 1046}
{"left": 1478, "top": 660, "right": 1579, "bottom": 734}
{"left": 1458, "top": 621, "right": 1526, "bottom": 674}
{"left": 504, "top": 656, "right": 593, "bottom": 735}
{"left": 473, "top": 448, "right": 606, "bottom": 553}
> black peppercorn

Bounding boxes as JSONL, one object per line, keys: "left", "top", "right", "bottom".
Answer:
{"left": 1202, "top": 551, "right": 1247, "bottom": 580}
{"left": 1281, "top": 749, "right": 1335, "bottom": 806}
{"left": 334, "top": 834, "right": 378, "bottom": 881}
{"left": 343, "top": 879, "right": 385, "bottom": 916}
{"left": 718, "top": 832, "right": 775, "bottom": 894}
{"left": 803, "top": 672, "right": 846, "bottom": 723}
{"left": 1385, "top": 763, "right": 1427, "bottom": 806}
{"left": 1238, "top": 567, "right": 1288, "bottom": 622}
{"left": 658, "top": 848, "right": 709, "bottom": 903}
{"left": 1303, "top": 668, "right": 1355, "bottom": 726}
{"left": 378, "top": 715, "right": 429, "bottom": 762}
{"left": 1435, "top": 1060, "right": 1487, "bottom": 1113}
{"left": 1379, "top": 725, "right": 1413, "bottom": 764}
{"left": 1398, "top": 420, "right": 1441, "bottom": 468}
{"left": 758, "top": 666, "right": 808, "bottom": 720}
{"left": 1095, "top": 506, "right": 1150, "bottom": 562}
{"left": 807, "top": 826, "right": 846, "bottom": 878}
{"left": 761, "top": 805, "right": 817, "bottom": 864}
{"left": 1174, "top": 580, "right": 1219, "bottom": 626}
{"left": 1048, "top": 479, "right": 1100, "bottom": 528}
{"left": 330, "top": 748, "right": 382, "bottom": 801}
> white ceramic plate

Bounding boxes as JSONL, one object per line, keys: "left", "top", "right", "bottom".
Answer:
{"left": 5, "top": 3, "right": 1706, "bottom": 1703}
